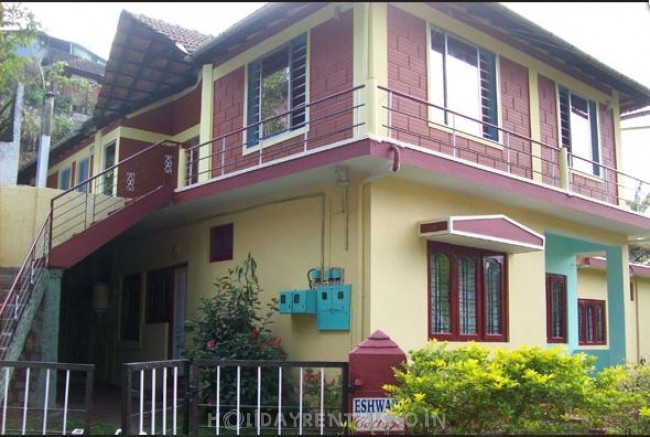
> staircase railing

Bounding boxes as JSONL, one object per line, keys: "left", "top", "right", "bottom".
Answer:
{"left": 50, "top": 139, "right": 180, "bottom": 248}
{"left": 0, "top": 139, "right": 180, "bottom": 360}
{"left": 0, "top": 212, "right": 51, "bottom": 360}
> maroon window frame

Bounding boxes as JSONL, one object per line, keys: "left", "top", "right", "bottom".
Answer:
{"left": 546, "top": 273, "right": 567, "bottom": 343}
{"left": 578, "top": 299, "right": 607, "bottom": 345}
{"left": 427, "top": 242, "right": 508, "bottom": 342}
{"left": 210, "top": 223, "right": 234, "bottom": 262}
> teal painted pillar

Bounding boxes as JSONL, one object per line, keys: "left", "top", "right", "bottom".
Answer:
{"left": 605, "top": 246, "right": 626, "bottom": 366}
{"left": 545, "top": 234, "right": 579, "bottom": 351}
{"left": 36, "top": 268, "right": 63, "bottom": 406}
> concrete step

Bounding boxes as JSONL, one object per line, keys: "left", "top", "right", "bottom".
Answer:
{"left": 0, "top": 267, "right": 20, "bottom": 292}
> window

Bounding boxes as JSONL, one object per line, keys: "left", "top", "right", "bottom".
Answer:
{"left": 429, "top": 26, "right": 498, "bottom": 141}
{"left": 59, "top": 167, "right": 71, "bottom": 190}
{"left": 578, "top": 299, "right": 606, "bottom": 345}
{"left": 559, "top": 87, "right": 599, "bottom": 175}
{"left": 76, "top": 157, "right": 90, "bottom": 192}
{"left": 103, "top": 142, "right": 116, "bottom": 195}
{"left": 120, "top": 273, "right": 141, "bottom": 342}
{"left": 546, "top": 274, "right": 567, "bottom": 343}
{"left": 184, "top": 136, "right": 200, "bottom": 185}
{"left": 428, "top": 242, "right": 507, "bottom": 341}
{"left": 210, "top": 223, "right": 234, "bottom": 262}
{"left": 246, "top": 34, "right": 307, "bottom": 148}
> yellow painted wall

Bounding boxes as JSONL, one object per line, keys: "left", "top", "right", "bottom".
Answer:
{"left": 0, "top": 185, "right": 60, "bottom": 266}
{"left": 96, "top": 180, "right": 362, "bottom": 383}
{"left": 577, "top": 268, "right": 608, "bottom": 301}
{"left": 365, "top": 177, "right": 628, "bottom": 353}
{"left": 635, "top": 277, "right": 650, "bottom": 363}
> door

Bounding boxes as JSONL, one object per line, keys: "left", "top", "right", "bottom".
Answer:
{"left": 146, "top": 264, "right": 187, "bottom": 359}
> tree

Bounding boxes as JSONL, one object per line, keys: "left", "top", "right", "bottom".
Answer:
{"left": 2, "top": 3, "right": 101, "bottom": 168}
{"left": 627, "top": 182, "right": 650, "bottom": 265}
{"left": 0, "top": 2, "right": 39, "bottom": 98}
{"left": 19, "top": 59, "right": 94, "bottom": 161}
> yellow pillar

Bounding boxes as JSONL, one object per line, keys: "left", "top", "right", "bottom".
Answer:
{"left": 176, "top": 145, "right": 187, "bottom": 188}
{"left": 353, "top": 3, "right": 369, "bottom": 137}
{"left": 365, "top": 2, "right": 387, "bottom": 138}
{"left": 198, "top": 64, "right": 214, "bottom": 183}
{"left": 611, "top": 91, "right": 625, "bottom": 207}
{"left": 528, "top": 71, "right": 542, "bottom": 183}
{"left": 559, "top": 147, "right": 570, "bottom": 190}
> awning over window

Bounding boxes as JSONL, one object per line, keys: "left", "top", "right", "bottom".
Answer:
{"left": 418, "top": 215, "right": 544, "bottom": 253}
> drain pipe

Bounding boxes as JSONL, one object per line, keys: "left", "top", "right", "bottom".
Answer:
{"left": 389, "top": 143, "right": 401, "bottom": 173}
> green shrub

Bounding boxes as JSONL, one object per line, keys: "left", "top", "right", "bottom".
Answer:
{"left": 384, "top": 341, "right": 597, "bottom": 435}
{"left": 589, "top": 363, "right": 650, "bottom": 434}
{"left": 184, "top": 254, "right": 286, "bottom": 408}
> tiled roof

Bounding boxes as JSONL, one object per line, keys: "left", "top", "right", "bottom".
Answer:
{"left": 129, "top": 12, "right": 213, "bottom": 54}
{"left": 64, "top": 57, "right": 105, "bottom": 80}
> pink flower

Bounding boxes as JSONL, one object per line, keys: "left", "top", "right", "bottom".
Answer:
{"left": 206, "top": 339, "right": 216, "bottom": 350}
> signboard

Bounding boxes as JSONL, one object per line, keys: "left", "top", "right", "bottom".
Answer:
{"left": 352, "top": 397, "right": 404, "bottom": 432}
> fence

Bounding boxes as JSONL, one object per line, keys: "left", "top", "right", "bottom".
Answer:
{"left": 0, "top": 360, "right": 94, "bottom": 435}
{"left": 121, "top": 359, "right": 349, "bottom": 435}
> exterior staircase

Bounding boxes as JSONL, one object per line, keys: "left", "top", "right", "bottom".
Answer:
{"left": 0, "top": 140, "right": 180, "bottom": 360}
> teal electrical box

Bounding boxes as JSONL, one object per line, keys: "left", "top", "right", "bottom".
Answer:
{"left": 316, "top": 285, "right": 351, "bottom": 330}
{"left": 292, "top": 289, "right": 317, "bottom": 314}
{"left": 278, "top": 289, "right": 317, "bottom": 314}
{"left": 279, "top": 290, "right": 293, "bottom": 314}
{"left": 324, "top": 267, "right": 344, "bottom": 284}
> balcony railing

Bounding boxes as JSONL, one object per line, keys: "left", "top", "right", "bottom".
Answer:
{"left": 175, "top": 83, "right": 650, "bottom": 216}
{"left": 379, "top": 86, "right": 650, "bottom": 214}
{"left": 50, "top": 140, "right": 180, "bottom": 247}
{"left": 184, "top": 86, "right": 365, "bottom": 186}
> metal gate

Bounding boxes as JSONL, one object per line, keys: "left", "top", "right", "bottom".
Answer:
{"left": 121, "top": 359, "right": 349, "bottom": 435}
{"left": 0, "top": 360, "right": 94, "bottom": 435}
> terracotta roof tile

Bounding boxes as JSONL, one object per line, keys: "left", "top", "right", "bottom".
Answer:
{"left": 128, "top": 11, "right": 213, "bottom": 54}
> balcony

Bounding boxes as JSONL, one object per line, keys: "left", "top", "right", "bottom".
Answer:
{"left": 178, "top": 85, "right": 650, "bottom": 220}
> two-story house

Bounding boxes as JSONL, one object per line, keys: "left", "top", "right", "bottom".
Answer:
{"left": 6, "top": 2, "right": 650, "bottom": 384}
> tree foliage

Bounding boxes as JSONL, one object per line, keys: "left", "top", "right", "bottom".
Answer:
{"left": 0, "top": 2, "right": 39, "bottom": 96}
{"left": 1, "top": 3, "right": 100, "bottom": 168}
{"left": 627, "top": 182, "right": 650, "bottom": 265}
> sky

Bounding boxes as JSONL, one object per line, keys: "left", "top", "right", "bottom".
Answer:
{"left": 12, "top": 2, "right": 650, "bottom": 89}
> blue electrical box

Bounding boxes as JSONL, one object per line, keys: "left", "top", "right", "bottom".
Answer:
{"left": 316, "top": 285, "right": 351, "bottom": 330}
{"left": 292, "top": 289, "right": 317, "bottom": 314}
{"left": 278, "top": 289, "right": 317, "bottom": 314}
{"left": 278, "top": 290, "right": 293, "bottom": 314}
{"left": 324, "top": 267, "right": 344, "bottom": 284}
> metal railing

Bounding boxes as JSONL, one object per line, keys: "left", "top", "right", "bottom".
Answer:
{"left": 0, "top": 361, "right": 94, "bottom": 435}
{"left": 184, "top": 86, "right": 365, "bottom": 186}
{"left": 379, "top": 86, "right": 650, "bottom": 214}
{"left": 191, "top": 359, "right": 349, "bottom": 436}
{"left": 121, "top": 360, "right": 190, "bottom": 436}
{"left": 0, "top": 140, "right": 180, "bottom": 364}
{"left": 0, "top": 213, "right": 51, "bottom": 360}
{"left": 50, "top": 140, "right": 180, "bottom": 248}
{"left": 568, "top": 152, "right": 650, "bottom": 210}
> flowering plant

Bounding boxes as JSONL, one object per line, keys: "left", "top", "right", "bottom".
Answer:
{"left": 184, "top": 254, "right": 286, "bottom": 406}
